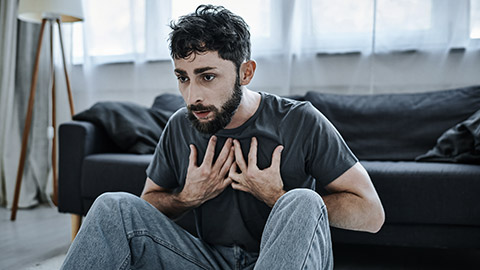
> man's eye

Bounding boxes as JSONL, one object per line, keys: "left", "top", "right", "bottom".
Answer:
{"left": 203, "top": 74, "right": 215, "bottom": 81}
{"left": 177, "top": 76, "right": 189, "bottom": 83}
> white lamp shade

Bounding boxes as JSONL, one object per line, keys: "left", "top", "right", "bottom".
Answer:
{"left": 18, "top": 0, "right": 84, "bottom": 23}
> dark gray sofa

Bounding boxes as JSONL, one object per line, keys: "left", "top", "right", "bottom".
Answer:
{"left": 58, "top": 86, "right": 480, "bottom": 249}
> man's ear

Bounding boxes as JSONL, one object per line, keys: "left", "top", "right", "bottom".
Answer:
{"left": 239, "top": 60, "right": 256, "bottom": 86}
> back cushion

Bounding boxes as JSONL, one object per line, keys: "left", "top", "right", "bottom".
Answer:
{"left": 151, "top": 93, "right": 186, "bottom": 112}
{"left": 304, "top": 86, "right": 480, "bottom": 161}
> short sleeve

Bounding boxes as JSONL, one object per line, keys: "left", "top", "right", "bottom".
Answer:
{"left": 146, "top": 120, "right": 180, "bottom": 189}
{"left": 303, "top": 103, "right": 358, "bottom": 187}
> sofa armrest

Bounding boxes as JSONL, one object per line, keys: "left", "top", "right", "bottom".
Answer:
{"left": 58, "top": 121, "right": 117, "bottom": 215}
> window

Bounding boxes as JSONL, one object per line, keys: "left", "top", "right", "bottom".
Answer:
{"left": 309, "top": 0, "right": 375, "bottom": 53}
{"left": 308, "top": 0, "right": 446, "bottom": 53}
{"left": 471, "top": 0, "right": 480, "bottom": 38}
{"left": 72, "top": 0, "right": 146, "bottom": 64}
{"left": 72, "top": 0, "right": 275, "bottom": 64}
{"left": 71, "top": 0, "right": 479, "bottom": 65}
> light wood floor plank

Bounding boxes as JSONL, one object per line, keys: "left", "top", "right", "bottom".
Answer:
{"left": 0, "top": 205, "right": 70, "bottom": 270}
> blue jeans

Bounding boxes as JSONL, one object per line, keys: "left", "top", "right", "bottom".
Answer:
{"left": 61, "top": 189, "right": 333, "bottom": 269}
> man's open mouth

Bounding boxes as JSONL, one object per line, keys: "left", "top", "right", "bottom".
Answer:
{"left": 193, "top": 110, "right": 211, "bottom": 119}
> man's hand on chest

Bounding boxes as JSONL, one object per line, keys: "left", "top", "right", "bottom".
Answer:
{"left": 229, "top": 137, "right": 286, "bottom": 207}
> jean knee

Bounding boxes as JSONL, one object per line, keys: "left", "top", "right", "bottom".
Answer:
{"left": 91, "top": 192, "right": 140, "bottom": 213}
{"left": 285, "top": 188, "right": 324, "bottom": 204}
{"left": 277, "top": 188, "right": 326, "bottom": 213}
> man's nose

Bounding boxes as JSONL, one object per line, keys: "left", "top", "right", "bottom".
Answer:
{"left": 186, "top": 82, "right": 204, "bottom": 105}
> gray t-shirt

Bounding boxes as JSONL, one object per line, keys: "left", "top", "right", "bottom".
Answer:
{"left": 146, "top": 92, "right": 358, "bottom": 252}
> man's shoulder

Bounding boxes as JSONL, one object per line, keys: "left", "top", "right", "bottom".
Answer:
{"left": 168, "top": 107, "right": 187, "bottom": 121}
{"left": 164, "top": 107, "right": 190, "bottom": 129}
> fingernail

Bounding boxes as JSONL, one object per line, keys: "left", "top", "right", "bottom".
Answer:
{"left": 211, "top": 135, "right": 217, "bottom": 141}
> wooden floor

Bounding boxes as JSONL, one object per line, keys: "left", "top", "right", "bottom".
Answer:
{"left": 0, "top": 204, "right": 70, "bottom": 270}
{"left": 1, "top": 204, "right": 479, "bottom": 269}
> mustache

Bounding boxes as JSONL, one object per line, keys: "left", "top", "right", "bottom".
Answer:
{"left": 188, "top": 104, "right": 218, "bottom": 112}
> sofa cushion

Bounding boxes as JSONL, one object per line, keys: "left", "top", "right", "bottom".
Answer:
{"left": 81, "top": 154, "right": 152, "bottom": 200}
{"left": 362, "top": 161, "right": 480, "bottom": 226}
{"left": 304, "top": 86, "right": 480, "bottom": 161}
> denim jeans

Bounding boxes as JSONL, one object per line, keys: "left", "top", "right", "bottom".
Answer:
{"left": 61, "top": 189, "right": 333, "bottom": 269}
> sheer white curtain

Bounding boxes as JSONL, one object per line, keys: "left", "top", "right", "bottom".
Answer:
{"left": 70, "top": 0, "right": 480, "bottom": 97}
{"left": 280, "top": 0, "right": 480, "bottom": 94}
{"left": 0, "top": 0, "right": 18, "bottom": 206}
{"left": 1, "top": 1, "right": 54, "bottom": 208}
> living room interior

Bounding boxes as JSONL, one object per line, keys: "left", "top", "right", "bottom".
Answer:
{"left": 1, "top": 0, "right": 480, "bottom": 269}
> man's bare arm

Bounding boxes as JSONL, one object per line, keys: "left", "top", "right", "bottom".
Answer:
{"left": 323, "top": 162, "right": 385, "bottom": 233}
{"left": 141, "top": 178, "right": 191, "bottom": 219}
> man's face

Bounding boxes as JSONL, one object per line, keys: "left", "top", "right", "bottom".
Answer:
{"left": 174, "top": 51, "right": 242, "bottom": 134}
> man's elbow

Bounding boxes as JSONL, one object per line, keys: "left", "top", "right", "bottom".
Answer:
{"left": 366, "top": 199, "right": 385, "bottom": 233}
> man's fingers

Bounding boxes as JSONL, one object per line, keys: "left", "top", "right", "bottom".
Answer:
{"left": 248, "top": 137, "right": 258, "bottom": 167}
{"left": 233, "top": 140, "right": 248, "bottom": 172}
{"left": 213, "top": 138, "right": 233, "bottom": 171}
{"left": 188, "top": 144, "right": 197, "bottom": 169}
{"left": 223, "top": 176, "right": 233, "bottom": 188}
{"left": 270, "top": 145, "right": 284, "bottom": 169}
{"left": 228, "top": 162, "right": 239, "bottom": 180}
{"left": 203, "top": 136, "right": 217, "bottom": 166}
{"left": 220, "top": 146, "right": 235, "bottom": 177}
{"left": 231, "top": 182, "right": 248, "bottom": 192}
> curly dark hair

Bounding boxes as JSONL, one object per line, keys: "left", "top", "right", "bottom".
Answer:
{"left": 169, "top": 5, "right": 251, "bottom": 71}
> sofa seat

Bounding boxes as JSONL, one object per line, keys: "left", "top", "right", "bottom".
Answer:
{"left": 363, "top": 161, "right": 480, "bottom": 226}
{"left": 59, "top": 87, "right": 480, "bottom": 248}
{"left": 80, "top": 154, "right": 152, "bottom": 211}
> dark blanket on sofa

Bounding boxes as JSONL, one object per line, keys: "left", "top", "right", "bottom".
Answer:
{"left": 73, "top": 102, "right": 174, "bottom": 154}
{"left": 415, "top": 109, "right": 480, "bottom": 164}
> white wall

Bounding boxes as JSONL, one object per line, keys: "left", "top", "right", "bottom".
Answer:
{"left": 69, "top": 50, "right": 480, "bottom": 112}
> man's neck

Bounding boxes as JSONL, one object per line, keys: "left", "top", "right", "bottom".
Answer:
{"left": 225, "top": 88, "right": 261, "bottom": 130}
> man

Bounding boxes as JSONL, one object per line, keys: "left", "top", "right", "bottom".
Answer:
{"left": 62, "top": 5, "right": 384, "bottom": 270}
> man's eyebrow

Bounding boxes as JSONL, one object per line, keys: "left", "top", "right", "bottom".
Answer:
{"left": 174, "top": 69, "right": 187, "bottom": 76}
{"left": 194, "top": 67, "right": 216, "bottom": 74}
{"left": 174, "top": 66, "right": 217, "bottom": 76}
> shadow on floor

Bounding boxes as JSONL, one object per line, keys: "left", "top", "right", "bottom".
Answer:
{"left": 333, "top": 243, "right": 480, "bottom": 269}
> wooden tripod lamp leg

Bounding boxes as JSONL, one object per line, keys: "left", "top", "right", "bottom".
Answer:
{"left": 11, "top": 19, "right": 47, "bottom": 221}
{"left": 71, "top": 214, "right": 82, "bottom": 241}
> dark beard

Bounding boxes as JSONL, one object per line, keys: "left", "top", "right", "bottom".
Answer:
{"left": 187, "top": 77, "right": 243, "bottom": 134}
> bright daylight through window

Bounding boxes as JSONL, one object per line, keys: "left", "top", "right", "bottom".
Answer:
{"left": 71, "top": 0, "right": 480, "bottom": 65}
{"left": 471, "top": 0, "right": 480, "bottom": 38}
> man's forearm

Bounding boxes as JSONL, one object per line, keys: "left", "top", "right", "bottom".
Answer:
{"left": 323, "top": 191, "right": 384, "bottom": 233}
{"left": 141, "top": 191, "right": 193, "bottom": 220}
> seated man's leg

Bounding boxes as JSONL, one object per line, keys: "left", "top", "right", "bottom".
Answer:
{"left": 61, "top": 192, "right": 228, "bottom": 270}
{"left": 255, "top": 189, "right": 333, "bottom": 270}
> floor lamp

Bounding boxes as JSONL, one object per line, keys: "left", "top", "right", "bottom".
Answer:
{"left": 11, "top": 0, "right": 84, "bottom": 221}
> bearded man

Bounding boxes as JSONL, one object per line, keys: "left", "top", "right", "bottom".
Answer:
{"left": 61, "top": 5, "right": 384, "bottom": 270}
